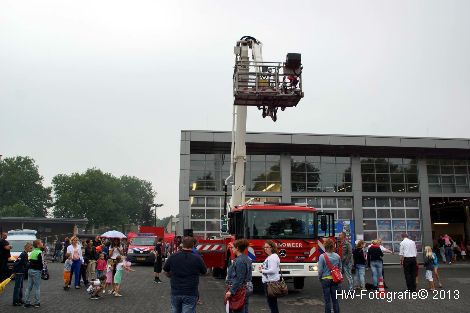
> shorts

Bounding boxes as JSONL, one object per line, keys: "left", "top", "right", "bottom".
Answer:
{"left": 425, "top": 270, "right": 433, "bottom": 282}
{"left": 63, "top": 271, "right": 71, "bottom": 285}
{"left": 154, "top": 256, "right": 162, "bottom": 273}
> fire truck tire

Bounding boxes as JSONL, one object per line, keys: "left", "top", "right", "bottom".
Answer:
{"left": 212, "top": 267, "right": 224, "bottom": 279}
{"left": 252, "top": 277, "right": 263, "bottom": 292}
{"left": 293, "top": 277, "right": 305, "bottom": 289}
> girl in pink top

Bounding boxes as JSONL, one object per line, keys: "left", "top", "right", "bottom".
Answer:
{"left": 96, "top": 253, "right": 107, "bottom": 279}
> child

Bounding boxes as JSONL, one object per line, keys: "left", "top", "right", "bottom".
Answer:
{"left": 424, "top": 246, "right": 435, "bottom": 290}
{"left": 88, "top": 276, "right": 106, "bottom": 300}
{"left": 12, "top": 242, "right": 32, "bottom": 306}
{"left": 96, "top": 254, "right": 106, "bottom": 279}
{"left": 63, "top": 253, "right": 73, "bottom": 290}
{"left": 103, "top": 259, "right": 114, "bottom": 294}
{"left": 113, "top": 256, "right": 124, "bottom": 297}
{"left": 432, "top": 249, "right": 443, "bottom": 288}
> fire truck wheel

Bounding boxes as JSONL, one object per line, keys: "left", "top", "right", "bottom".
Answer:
{"left": 212, "top": 267, "right": 223, "bottom": 278}
{"left": 293, "top": 277, "right": 305, "bottom": 289}
{"left": 252, "top": 277, "right": 263, "bottom": 292}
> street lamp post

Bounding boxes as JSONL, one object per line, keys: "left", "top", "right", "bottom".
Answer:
{"left": 151, "top": 203, "right": 164, "bottom": 227}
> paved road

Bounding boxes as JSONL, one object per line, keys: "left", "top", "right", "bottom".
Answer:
{"left": 1, "top": 262, "right": 469, "bottom": 312}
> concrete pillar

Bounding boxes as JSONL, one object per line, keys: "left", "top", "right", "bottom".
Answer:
{"left": 351, "top": 156, "right": 364, "bottom": 238}
{"left": 418, "top": 158, "right": 432, "bottom": 247}
{"left": 280, "top": 153, "right": 291, "bottom": 203}
{"left": 179, "top": 131, "right": 191, "bottom": 236}
{"left": 464, "top": 205, "right": 470, "bottom": 243}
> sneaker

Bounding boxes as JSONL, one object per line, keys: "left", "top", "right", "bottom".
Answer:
{"left": 102, "top": 290, "right": 106, "bottom": 294}
{"left": 114, "top": 293, "right": 122, "bottom": 297}
{"left": 75, "top": 286, "right": 81, "bottom": 289}
{"left": 33, "top": 304, "right": 40, "bottom": 308}
{"left": 24, "top": 304, "right": 32, "bottom": 308}
{"left": 90, "top": 297, "right": 99, "bottom": 300}
{"left": 13, "top": 303, "right": 22, "bottom": 306}
{"left": 108, "top": 290, "right": 113, "bottom": 295}
{"left": 156, "top": 279, "right": 162, "bottom": 284}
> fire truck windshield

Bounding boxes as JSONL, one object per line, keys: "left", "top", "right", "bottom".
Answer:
{"left": 244, "top": 210, "right": 315, "bottom": 239}
{"left": 131, "top": 237, "right": 156, "bottom": 246}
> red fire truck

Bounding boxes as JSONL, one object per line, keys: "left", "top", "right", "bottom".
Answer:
{"left": 196, "top": 203, "right": 334, "bottom": 289}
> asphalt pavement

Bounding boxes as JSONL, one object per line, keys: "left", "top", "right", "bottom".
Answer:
{"left": 1, "top": 262, "right": 469, "bottom": 313}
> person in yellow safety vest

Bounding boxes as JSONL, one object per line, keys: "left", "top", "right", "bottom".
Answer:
{"left": 23, "top": 240, "right": 44, "bottom": 308}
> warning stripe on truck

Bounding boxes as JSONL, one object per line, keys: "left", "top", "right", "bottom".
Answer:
{"left": 196, "top": 244, "right": 225, "bottom": 252}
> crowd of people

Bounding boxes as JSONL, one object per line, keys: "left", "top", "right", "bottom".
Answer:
{"left": 2, "top": 230, "right": 470, "bottom": 312}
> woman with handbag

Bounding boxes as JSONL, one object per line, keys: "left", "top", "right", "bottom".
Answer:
{"left": 259, "top": 240, "right": 281, "bottom": 313}
{"left": 318, "top": 238, "right": 342, "bottom": 313}
{"left": 225, "top": 239, "right": 252, "bottom": 313}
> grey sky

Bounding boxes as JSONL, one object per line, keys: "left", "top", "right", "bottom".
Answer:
{"left": 1, "top": 1, "right": 469, "bottom": 217}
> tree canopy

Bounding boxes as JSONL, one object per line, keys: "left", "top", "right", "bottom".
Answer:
{"left": 0, "top": 156, "right": 52, "bottom": 217}
{"left": 52, "top": 169, "right": 156, "bottom": 228}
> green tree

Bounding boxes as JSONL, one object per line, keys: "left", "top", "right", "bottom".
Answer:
{"left": 0, "top": 156, "right": 52, "bottom": 217}
{"left": 119, "top": 175, "right": 155, "bottom": 226}
{"left": 0, "top": 202, "right": 34, "bottom": 217}
{"left": 52, "top": 169, "right": 156, "bottom": 229}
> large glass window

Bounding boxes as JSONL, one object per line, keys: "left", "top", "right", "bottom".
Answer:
{"left": 245, "top": 155, "right": 281, "bottom": 192}
{"left": 292, "top": 197, "right": 353, "bottom": 221}
{"left": 189, "top": 196, "right": 223, "bottom": 238}
{"left": 190, "top": 154, "right": 230, "bottom": 191}
{"left": 291, "top": 156, "right": 352, "bottom": 192}
{"left": 361, "top": 157, "right": 418, "bottom": 193}
{"left": 427, "top": 159, "right": 470, "bottom": 194}
{"left": 362, "top": 197, "right": 422, "bottom": 252}
{"left": 244, "top": 210, "right": 315, "bottom": 239}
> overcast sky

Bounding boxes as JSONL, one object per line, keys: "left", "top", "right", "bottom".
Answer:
{"left": 1, "top": 1, "right": 469, "bottom": 217}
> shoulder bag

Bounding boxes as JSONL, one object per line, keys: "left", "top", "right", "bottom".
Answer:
{"left": 323, "top": 253, "right": 343, "bottom": 284}
{"left": 266, "top": 266, "right": 288, "bottom": 298}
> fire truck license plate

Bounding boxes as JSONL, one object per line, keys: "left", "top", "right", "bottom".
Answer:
{"left": 137, "top": 257, "right": 146, "bottom": 261}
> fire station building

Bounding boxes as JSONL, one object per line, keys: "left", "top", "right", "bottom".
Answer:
{"left": 179, "top": 130, "right": 470, "bottom": 258}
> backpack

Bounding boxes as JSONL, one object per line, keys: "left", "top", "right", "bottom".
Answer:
{"left": 323, "top": 253, "right": 343, "bottom": 284}
{"left": 432, "top": 253, "right": 438, "bottom": 266}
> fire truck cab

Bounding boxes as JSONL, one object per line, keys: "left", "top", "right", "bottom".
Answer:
{"left": 228, "top": 203, "right": 335, "bottom": 289}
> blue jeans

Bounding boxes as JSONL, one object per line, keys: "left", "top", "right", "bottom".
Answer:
{"left": 171, "top": 295, "right": 198, "bottom": 313}
{"left": 24, "top": 269, "right": 41, "bottom": 305}
{"left": 354, "top": 265, "right": 365, "bottom": 289}
{"left": 96, "top": 270, "right": 104, "bottom": 279}
{"left": 13, "top": 273, "right": 25, "bottom": 304}
{"left": 71, "top": 259, "right": 82, "bottom": 287}
{"left": 445, "top": 247, "right": 453, "bottom": 263}
{"left": 342, "top": 262, "right": 353, "bottom": 290}
{"left": 320, "top": 279, "right": 340, "bottom": 313}
{"left": 370, "top": 260, "right": 383, "bottom": 288}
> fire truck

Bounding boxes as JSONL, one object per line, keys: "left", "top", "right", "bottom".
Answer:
{"left": 191, "top": 36, "right": 335, "bottom": 290}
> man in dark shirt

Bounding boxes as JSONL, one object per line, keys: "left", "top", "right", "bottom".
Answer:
{"left": 0, "top": 232, "right": 12, "bottom": 282}
{"left": 163, "top": 236, "right": 207, "bottom": 313}
{"left": 154, "top": 237, "right": 163, "bottom": 283}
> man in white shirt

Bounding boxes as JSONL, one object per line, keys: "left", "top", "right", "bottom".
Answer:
{"left": 399, "top": 233, "right": 417, "bottom": 292}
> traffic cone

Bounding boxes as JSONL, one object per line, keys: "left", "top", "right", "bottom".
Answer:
{"left": 377, "top": 277, "right": 386, "bottom": 297}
